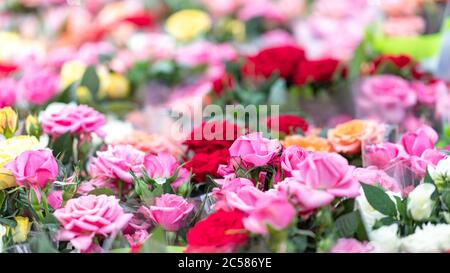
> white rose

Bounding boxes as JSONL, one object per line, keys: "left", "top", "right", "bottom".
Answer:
{"left": 407, "top": 183, "right": 436, "bottom": 221}
{"left": 370, "top": 224, "right": 401, "bottom": 253}
{"left": 428, "top": 157, "right": 450, "bottom": 187}
{"left": 401, "top": 223, "right": 450, "bottom": 253}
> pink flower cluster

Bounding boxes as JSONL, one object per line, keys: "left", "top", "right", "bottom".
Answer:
{"left": 40, "top": 103, "right": 106, "bottom": 138}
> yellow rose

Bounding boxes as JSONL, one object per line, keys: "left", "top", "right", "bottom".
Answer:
{"left": 75, "top": 86, "right": 92, "bottom": 103}
{"left": 99, "top": 73, "right": 130, "bottom": 99}
{"left": 60, "top": 60, "right": 86, "bottom": 89}
{"left": 25, "top": 114, "right": 42, "bottom": 137}
{"left": 0, "top": 136, "right": 43, "bottom": 190}
{"left": 0, "top": 107, "right": 18, "bottom": 138}
{"left": 165, "top": 9, "right": 211, "bottom": 41}
{"left": 226, "top": 19, "right": 246, "bottom": 42}
{"left": 12, "top": 216, "right": 31, "bottom": 243}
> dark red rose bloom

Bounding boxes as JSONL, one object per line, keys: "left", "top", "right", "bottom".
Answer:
{"left": 183, "top": 120, "right": 240, "bottom": 154}
{"left": 370, "top": 54, "right": 415, "bottom": 75}
{"left": 242, "top": 45, "right": 306, "bottom": 80}
{"left": 185, "top": 149, "right": 230, "bottom": 182}
{"left": 267, "top": 114, "right": 309, "bottom": 134}
{"left": 212, "top": 73, "right": 234, "bottom": 96}
{"left": 185, "top": 210, "right": 248, "bottom": 253}
{"left": 293, "top": 58, "right": 340, "bottom": 86}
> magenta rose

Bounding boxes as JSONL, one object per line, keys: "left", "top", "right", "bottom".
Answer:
{"left": 400, "top": 126, "right": 438, "bottom": 157}
{"left": 143, "top": 152, "right": 190, "bottom": 190}
{"left": 20, "top": 68, "right": 60, "bottom": 105}
{"left": 88, "top": 145, "right": 145, "bottom": 184}
{"left": 140, "top": 194, "right": 194, "bottom": 232}
{"left": 277, "top": 152, "right": 360, "bottom": 212}
{"left": 40, "top": 103, "right": 106, "bottom": 138}
{"left": 358, "top": 75, "right": 416, "bottom": 124}
{"left": 364, "top": 142, "right": 404, "bottom": 169}
{"left": 5, "top": 149, "right": 58, "bottom": 190}
{"left": 54, "top": 194, "right": 132, "bottom": 252}
{"left": 281, "top": 146, "right": 307, "bottom": 177}
{"left": 0, "top": 78, "right": 17, "bottom": 107}
{"left": 229, "top": 132, "right": 282, "bottom": 167}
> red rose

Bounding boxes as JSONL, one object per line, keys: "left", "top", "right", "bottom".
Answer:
{"left": 212, "top": 73, "right": 234, "bottom": 96}
{"left": 242, "top": 45, "right": 306, "bottom": 80}
{"left": 185, "top": 149, "right": 230, "bottom": 182}
{"left": 0, "top": 63, "right": 18, "bottom": 78}
{"left": 293, "top": 58, "right": 340, "bottom": 86}
{"left": 372, "top": 55, "right": 414, "bottom": 72}
{"left": 185, "top": 210, "right": 248, "bottom": 253}
{"left": 183, "top": 120, "right": 240, "bottom": 154}
{"left": 267, "top": 114, "right": 309, "bottom": 135}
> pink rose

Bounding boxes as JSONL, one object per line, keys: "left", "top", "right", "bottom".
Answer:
{"left": 125, "top": 230, "right": 149, "bottom": 253}
{"left": 400, "top": 126, "right": 438, "bottom": 157}
{"left": 243, "top": 194, "right": 296, "bottom": 235}
{"left": 383, "top": 16, "right": 425, "bottom": 37}
{"left": 411, "top": 80, "right": 445, "bottom": 106}
{"left": 5, "top": 149, "right": 58, "bottom": 190}
{"left": 409, "top": 149, "right": 445, "bottom": 177}
{"left": 47, "top": 190, "right": 63, "bottom": 209}
{"left": 88, "top": 145, "right": 145, "bottom": 184}
{"left": 41, "top": 103, "right": 106, "bottom": 138}
{"left": 143, "top": 152, "right": 190, "bottom": 190}
{"left": 20, "top": 68, "right": 59, "bottom": 105}
{"left": 281, "top": 146, "right": 307, "bottom": 177}
{"left": 358, "top": 75, "right": 416, "bottom": 124}
{"left": 201, "top": 0, "right": 240, "bottom": 17}
{"left": 0, "top": 78, "right": 17, "bottom": 107}
{"left": 364, "top": 142, "right": 404, "bottom": 169}
{"left": 229, "top": 132, "right": 282, "bottom": 167}
{"left": 54, "top": 194, "right": 132, "bottom": 252}
{"left": 277, "top": 152, "right": 360, "bottom": 212}
{"left": 330, "top": 238, "right": 374, "bottom": 253}
{"left": 224, "top": 186, "right": 265, "bottom": 213}
{"left": 353, "top": 167, "right": 400, "bottom": 193}
{"left": 140, "top": 194, "right": 194, "bottom": 232}
{"left": 175, "top": 41, "right": 236, "bottom": 67}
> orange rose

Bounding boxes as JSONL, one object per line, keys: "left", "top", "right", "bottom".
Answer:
{"left": 327, "top": 119, "right": 381, "bottom": 154}
{"left": 283, "top": 134, "right": 333, "bottom": 152}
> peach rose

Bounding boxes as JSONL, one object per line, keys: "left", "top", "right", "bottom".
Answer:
{"left": 282, "top": 134, "right": 333, "bottom": 152}
{"left": 327, "top": 119, "right": 381, "bottom": 154}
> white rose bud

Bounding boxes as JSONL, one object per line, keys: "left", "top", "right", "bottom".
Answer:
{"left": 428, "top": 157, "right": 450, "bottom": 188}
{"left": 407, "top": 183, "right": 436, "bottom": 221}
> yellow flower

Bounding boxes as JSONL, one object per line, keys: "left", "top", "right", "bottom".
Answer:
{"left": 25, "top": 114, "right": 41, "bottom": 137}
{"left": 0, "top": 107, "right": 18, "bottom": 138}
{"left": 165, "top": 9, "right": 212, "bottom": 41}
{"left": 75, "top": 86, "right": 92, "bottom": 103}
{"left": 0, "top": 136, "right": 43, "bottom": 190}
{"left": 12, "top": 216, "right": 31, "bottom": 243}
{"left": 226, "top": 19, "right": 246, "bottom": 42}
{"left": 99, "top": 73, "right": 130, "bottom": 99}
{"left": 60, "top": 60, "right": 86, "bottom": 89}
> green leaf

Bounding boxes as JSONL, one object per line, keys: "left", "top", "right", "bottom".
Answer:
{"left": 373, "top": 217, "right": 396, "bottom": 229}
{"left": 166, "top": 245, "right": 185, "bottom": 253}
{"left": 394, "top": 196, "right": 407, "bottom": 219}
{"left": 50, "top": 132, "right": 73, "bottom": 164}
{"left": 139, "top": 227, "right": 166, "bottom": 253}
{"left": 30, "top": 232, "right": 58, "bottom": 253}
{"left": 361, "top": 183, "right": 397, "bottom": 217}
{"left": 335, "top": 211, "right": 361, "bottom": 237}
{"left": 0, "top": 190, "right": 5, "bottom": 209}
{"left": 0, "top": 217, "right": 16, "bottom": 227}
{"left": 424, "top": 168, "right": 435, "bottom": 184}
{"left": 80, "top": 65, "right": 100, "bottom": 97}
{"left": 88, "top": 188, "right": 115, "bottom": 196}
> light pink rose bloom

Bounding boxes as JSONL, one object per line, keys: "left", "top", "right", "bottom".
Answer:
{"left": 201, "top": 0, "right": 240, "bottom": 17}
{"left": 411, "top": 80, "right": 446, "bottom": 106}
{"left": 400, "top": 126, "right": 438, "bottom": 157}
{"left": 229, "top": 132, "right": 282, "bottom": 167}
{"left": 54, "top": 194, "right": 132, "bottom": 252}
{"left": 380, "top": 0, "right": 421, "bottom": 16}
{"left": 224, "top": 185, "right": 265, "bottom": 213}
{"left": 212, "top": 177, "right": 254, "bottom": 199}
{"left": 140, "top": 194, "right": 194, "bottom": 232}
{"left": 5, "top": 149, "right": 58, "bottom": 190}
{"left": 239, "top": 0, "right": 305, "bottom": 22}
{"left": 47, "top": 190, "right": 63, "bottom": 209}
{"left": 353, "top": 167, "right": 401, "bottom": 193}
{"left": 76, "top": 42, "right": 115, "bottom": 65}
{"left": 313, "top": 0, "right": 369, "bottom": 18}
{"left": 402, "top": 115, "right": 428, "bottom": 132}
{"left": 88, "top": 145, "right": 145, "bottom": 184}
{"left": 383, "top": 16, "right": 425, "bottom": 37}
{"left": 143, "top": 152, "right": 190, "bottom": 190}
{"left": 281, "top": 146, "right": 307, "bottom": 177}
{"left": 0, "top": 78, "right": 17, "bottom": 107}
{"left": 19, "top": 68, "right": 60, "bottom": 105}
{"left": 175, "top": 41, "right": 236, "bottom": 67}
{"left": 260, "top": 30, "right": 296, "bottom": 49}
{"left": 125, "top": 229, "right": 149, "bottom": 252}
{"left": 358, "top": 75, "right": 417, "bottom": 124}
{"left": 41, "top": 103, "right": 106, "bottom": 138}
{"left": 364, "top": 142, "right": 404, "bottom": 169}
{"left": 330, "top": 238, "right": 374, "bottom": 253}
{"left": 243, "top": 194, "right": 296, "bottom": 235}
{"left": 409, "top": 149, "right": 446, "bottom": 177}
{"left": 277, "top": 152, "right": 360, "bottom": 212}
